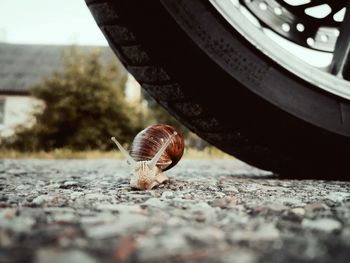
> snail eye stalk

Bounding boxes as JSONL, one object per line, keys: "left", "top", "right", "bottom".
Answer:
{"left": 111, "top": 137, "right": 137, "bottom": 166}
{"left": 148, "top": 132, "right": 177, "bottom": 168}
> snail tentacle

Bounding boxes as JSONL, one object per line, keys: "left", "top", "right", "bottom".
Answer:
{"left": 148, "top": 132, "right": 177, "bottom": 169}
{"left": 111, "top": 137, "right": 136, "bottom": 166}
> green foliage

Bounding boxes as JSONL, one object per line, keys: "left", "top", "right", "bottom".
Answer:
{"left": 7, "top": 47, "right": 140, "bottom": 151}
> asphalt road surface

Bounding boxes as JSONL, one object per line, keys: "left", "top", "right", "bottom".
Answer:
{"left": 0, "top": 159, "right": 350, "bottom": 263}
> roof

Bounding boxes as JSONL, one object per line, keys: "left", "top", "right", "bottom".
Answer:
{"left": 0, "top": 43, "right": 119, "bottom": 95}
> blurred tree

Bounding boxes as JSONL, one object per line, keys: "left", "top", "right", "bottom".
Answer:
{"left": 8, "top": 47, "right": 140, "bottom": 151}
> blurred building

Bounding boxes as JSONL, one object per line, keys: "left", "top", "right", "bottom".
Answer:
{"left": 125, "top": 74, "right": 141, "bottom": 105}
{"left": 0, "top": 43, "right": 139, "bottom": 137}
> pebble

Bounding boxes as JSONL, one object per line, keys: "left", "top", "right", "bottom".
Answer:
{"left": 96, "top": 204, "right": 142, "bottom": 213}
{"left": 341, "top": 227, "right": 350, "bottom": 244}
{"left": 209, "top": 197, "right": 240, "bottom": 208}
{"left": 52, "top": 213, "right": 77, "bottom": 223}
{"left": 166, "top": 217, "right": 185, "bottom": 228}
{"left": 46, "top": 183, "right": 61, "bottom": 190}
{"left": 70, "top": 192, "right": 84, "bottom": 200}
{"left": 138, "top": 232, "right": 188, "bottom": 260}
{"left": 0, "top": 230, "right": 11, "bottom": 247}
{"left": 62, "top": 181, "right": 80, "bottom": 187}
{"left": 182, "top": 226, "right": 225, "bottom": 245}
{"left": 85, "top": 213, "right": 147, "bottom": 239}
{"left": 161, "top": 191, "right": 174, "bottom": 199}
{"left": 84, "top": 193, "right": 109, "bottom": 201}
{"left": 190, "top": 202, "right": 217, "bottom": 223}
{"left": 0, "top": 209, "right": 35, "bottom": 233}
{"left": 278, "top": 197, "right": 305, "bottom": 206}
{"left": 290, "top": 207, "right": 306, "bottom": 216}
{"left": 36, "top": 249, "right": 97, "bottom": 263}
{"left": 325, "top": 192, "right": 350, "bottom": 203}
{"left": 222, "top": 185, "right": 239, "bottom": 193}
{"left": 143, "top": 198, "right": 165, "bottom": 208}
{"left": 80, "top": 212, "right": 115, "bottom": 225}
{"left": 32, "top": 195, "right": 55, "bottom": 205}
{"left": 304, "top": 202, "right": 329, "bottom": 213}
{"left": 302, "top": 218, "right": 342, "bottom": 233}
{"left": 15, "top": 184, "right": 31, "bottom": 191}
{"left": 230, "top": 224, "right": 280, "bottom": 242}
{"left": 222, "top": 251, "right": 257, "bottom": 263}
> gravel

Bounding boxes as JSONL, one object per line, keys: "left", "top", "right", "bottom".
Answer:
{"left": 0, "top": 159, "right": 350, "bottom": 262}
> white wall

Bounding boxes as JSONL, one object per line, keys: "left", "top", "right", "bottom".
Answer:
{"left": 0, "top": 95, "right": 41, "bottom": 137}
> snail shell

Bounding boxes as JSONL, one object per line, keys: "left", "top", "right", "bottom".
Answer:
{"left": 129, "top": 124, "right": 184, "bottom": 171}
{"left": 111, "top": 124, "right": 184, "bottom": 190}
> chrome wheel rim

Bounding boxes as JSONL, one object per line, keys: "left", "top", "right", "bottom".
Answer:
{"left": 209, "top": 0, "right": 350, "bottom": 99}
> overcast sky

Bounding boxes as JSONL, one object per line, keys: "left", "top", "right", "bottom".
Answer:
{"left": 0, "top": 0, "right": 108, "bottom": 46}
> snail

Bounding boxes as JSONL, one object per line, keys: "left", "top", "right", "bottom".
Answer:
{"left": 111, "top": 124, "right": 185, "bottom": 190}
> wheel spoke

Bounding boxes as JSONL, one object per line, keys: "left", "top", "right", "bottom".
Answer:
{"left": 330, "top": 4, "right": 350, "bottom": 79}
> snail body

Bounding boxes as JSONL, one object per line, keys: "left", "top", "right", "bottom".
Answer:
{"left": 112, "top": 124, "right": 184, "bottom": 190}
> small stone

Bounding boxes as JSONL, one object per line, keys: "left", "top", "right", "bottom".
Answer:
{"left": 36, "top": 249, "right": 97, "bottom": 263}
{"left": 209, "top": 197, "right": 240, "bottom": 208}
{"left": 84, "top": 193, "right": 109, "bottom": 201}
{"left": 143, "top": 198, "right": 165, "bottom": 208}
{"left": 304, "top": 202, "right": 329, "bottom": 213}
{"left": 86, "top": 213, "right": 147, "bottom": 239}
{"left": 230, "top": 224, "right": 280, "bottom": 242}
{"left": 325, "top": 192, "right": 350, "bottom": 203}
{"left": 32, "top": 195, "right": 55, "bottom": 205}
{"left": 278, "top": 197, "right": 305, "bottom": 206}
{"left": 62, "top": 181, "right": 80, "bottom": 188}
{"left": 222, "top": 251, "right": 257, "bottom": 263}
{"left": 80, "top": 212, "right": 115, "bottom": 225}
{"left": 36, "top": 180, "right": 46, "bottom": 187}
{"left": 183, "top": 193, "right": 193, "bottom": 200}
{"left": 46, "top": 183, "right": 61, "bottom": 190}
{"left": 0, "top": 229, "right": 11, "bottom": 247}
{"left": 7, "top": 169, "right": 26, "bottom": 176}
{"left": 96, "top": 204, "right": 142, "bottom": 213}
{"left": 53, "top": 213, "right": 77, "bottom": 223}
{"left": 161, "top": 191, "right": 174, "bottom": 199}
{"left": 241, "top": 183, "right": 260, "bottom": 192}
{"left": 182, "top": 226, "right": 225, "bottom": 245}
{"left": 113, "top": 237, "right": 138, "bottom": 262}
{"left": 267, "top": 204, "right": 288, "bottom": 213}
{"left": 0, "top": 208, "right": 16, "bottom": 220}
{"left": 158, "top": 233, "right": 188, "bottom": 252}
{"left": 222, "top": 185, "right": 239, "bottom": 193}
{"left": 15, "top": 184, "right": 30, "bottom": 191}
{"left": 166, "top": 217, "right": 185, "bottom": 228}
{"left": 190, "top": 202, "right": 216, "bottom": 223}
{"left": 70, "top": 192, "right": 84, "bottom": 200}
{"left": 0, "top": 209, "right": 34, "bottom": 233}
{"left": 341, "top": 227, "right": 350, "bottom": 245}
{"left": 207, "top": 185, "right": 217, "bottom": 191}
{"left": 193, "top": 202, "right": 212, "bottom": 210}
{"left": 290, "top": 207, "right": 305, "bottom": 216}
{"left": 45, "top": 207, "right": 75, "bottom": 213}
{"left": 138, "top": 232, "right": 188, "bottom": 261}
{"left": 0, "top": 194, "right": 8, "bottom": 202}
{"left": 302, "top": 218, "right": 342, "bottom": 233}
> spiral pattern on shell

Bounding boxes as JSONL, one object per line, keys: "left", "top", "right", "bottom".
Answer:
{"left": 129, "top": 124, "right": 185, "bottom": 171}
